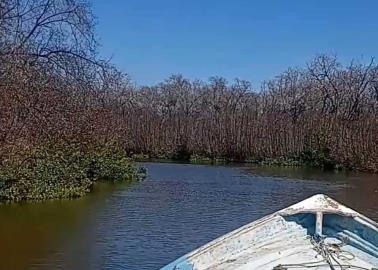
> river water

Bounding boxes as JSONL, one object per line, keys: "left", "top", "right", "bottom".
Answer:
{"left": 0, "top": 162, "right": 377, "bottom": 270}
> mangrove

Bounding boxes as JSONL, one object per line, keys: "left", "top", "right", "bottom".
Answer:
{"left": 0, "top": 0, "right": 377, "bottom": 202}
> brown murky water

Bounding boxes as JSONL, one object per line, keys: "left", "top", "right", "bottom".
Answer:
{"left": 0, "top": 163, "right": 376, "bottom": 270}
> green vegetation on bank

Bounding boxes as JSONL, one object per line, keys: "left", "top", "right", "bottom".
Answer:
{"left": 0, "top": 143, "right": 347, "bottom": 203}
{"left": 0, "top": 143, "right": 145, "bottom": 203}
{"left": 132, "top": 147, "right": 347, "bottom": 170}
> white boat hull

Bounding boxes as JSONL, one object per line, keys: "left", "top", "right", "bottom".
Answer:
{"left": 160, "top": 194, "right": 378, "bottom": 270}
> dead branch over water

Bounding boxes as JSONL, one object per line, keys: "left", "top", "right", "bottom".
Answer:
{"left": 1, "top": 1, "right": 377, "bottom": 173}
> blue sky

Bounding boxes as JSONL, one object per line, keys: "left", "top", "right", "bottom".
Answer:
{"left": 91, "top": 0, "right": 378, "bottom": 87}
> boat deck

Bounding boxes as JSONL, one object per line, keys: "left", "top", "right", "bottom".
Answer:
{"left": 161, "top": 195, "right": 378, "bottom": 270}
{"left": 201, "top": 216, "right": 376, "bottom": 270}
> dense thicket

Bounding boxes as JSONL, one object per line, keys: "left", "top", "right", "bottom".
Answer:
{"left": 0, "top": 1, "right": 377, "bottom": 202}
{"left": 0, "top": 0, "right": 142, "bottom": 201}
{"left": 119, "top": 56, "right": 378, "bottom": 172}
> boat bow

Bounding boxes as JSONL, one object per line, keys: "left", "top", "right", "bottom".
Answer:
{"left": 160, "top": 194, "right": 378, "bottom": 270}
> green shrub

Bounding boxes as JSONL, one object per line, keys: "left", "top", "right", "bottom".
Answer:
{"left": 299, "top": 148, "right": 336, "bottom": 169}
{"left": 88, "top": 150, "right": 145, "bottom": 182}
{"left": 0, "top": 143, "right": 145, "bottom": 202}
{"left": 259, "top": 157, "right": 302, "bottom": 167}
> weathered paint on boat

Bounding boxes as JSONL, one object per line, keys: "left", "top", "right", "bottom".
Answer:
{"left": 160, "top": 194, "right": 378, "bottom": 270}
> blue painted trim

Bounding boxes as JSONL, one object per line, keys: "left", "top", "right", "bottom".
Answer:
{"left": 160, "top": 255, "right": 194, "bottom": 270}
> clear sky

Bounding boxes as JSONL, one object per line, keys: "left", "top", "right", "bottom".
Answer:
{"left": 91, "top": 0, "right": 378, "bottom": 87}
